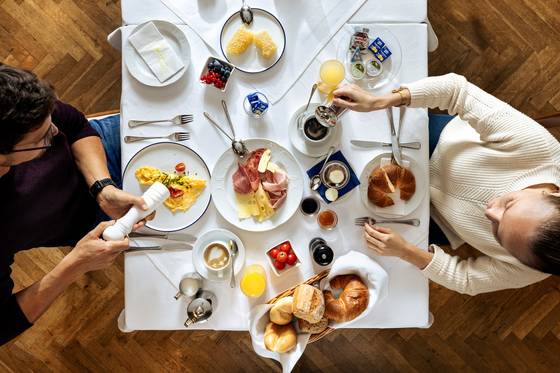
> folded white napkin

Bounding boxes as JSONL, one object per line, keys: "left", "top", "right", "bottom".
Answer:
{"left": 321, "top": 250, "right": 389, "bottom": 328}
{"left": 128, "top": 21, "right": 184, "bottom": 83}
{"left": 249, "top": 304, "right": 311, "bottom": 373}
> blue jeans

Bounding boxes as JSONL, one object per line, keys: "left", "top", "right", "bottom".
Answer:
{"left": 89, "top": 114, "right": 122, "bottom": 222}
{"left": 428, "top": 113, "right": 454, "bottom": 246}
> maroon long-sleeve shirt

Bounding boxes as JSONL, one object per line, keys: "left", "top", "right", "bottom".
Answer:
{"left": 0, "top": 101, "right": 99, "bottom": 345}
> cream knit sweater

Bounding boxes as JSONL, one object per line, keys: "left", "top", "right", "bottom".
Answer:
{"left": 402, "top": 73, "right": 560, "bottom": 295}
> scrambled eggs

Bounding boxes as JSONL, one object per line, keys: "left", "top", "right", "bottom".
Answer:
{"left": 135, "top": 166, "right": 206, "bottom": 213}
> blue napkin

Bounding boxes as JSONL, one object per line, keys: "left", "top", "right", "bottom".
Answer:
{"left": 306, "top": 150, "right": 360, "bottom": 203}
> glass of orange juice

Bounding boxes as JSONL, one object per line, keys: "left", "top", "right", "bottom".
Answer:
{"left": 318, "top": 59, "right": 345, "bottom": 97}
{"left": 240, "top": 264, "right": 267, "bottom": 298}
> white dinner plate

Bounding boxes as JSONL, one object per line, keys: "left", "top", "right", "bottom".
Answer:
{"left": 124, "top": 20, "right": 191, "bottom": 87}
{"left": 220, "top": 8, "right": 286, "bottom": 74}
{"left": 288, "top": 103, "right": 342, "bottom": 158}
{"left": 122, "top": 142, "right": 212, "bottom": 232}
{"left": 211, "top": 139, "right": 304, "bottom": 232}
{"left": 359, "top": 153, "right": 426, "bottom": 218}
{"left": 336, "top": 24, "right": 402, "bottom": 91}
{"left": 193, "top": 229, "right": 246, "bottom": 282}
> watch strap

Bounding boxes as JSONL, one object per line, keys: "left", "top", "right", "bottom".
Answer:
{"left": 89, "top": 178, "right": 117, "bottom": 199}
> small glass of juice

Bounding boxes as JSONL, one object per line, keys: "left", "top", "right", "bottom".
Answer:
{"left": 240, "top": 264, "right": 267, "bottom": 298}
{"left": 318, "top": 60, "right": 345, "bottom": 96}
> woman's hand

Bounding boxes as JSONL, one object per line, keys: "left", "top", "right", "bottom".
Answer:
{"left": 363, "top": 223, "right": 433, "bottom": 269}
{"left": 63, "top": 221, "right": 129, "bottom": 275}
{"left": 332, "top": 84, "right": 388, "bottom": 112}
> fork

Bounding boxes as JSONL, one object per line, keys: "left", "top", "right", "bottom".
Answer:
{"left": 354, "top": 217, "right": 420, "bottom": 227}
{"left": 124, "top": 132, "right": 190, "bottom": 143}
{"left": 128, "top": 114, "right": 193, "bottom": 128}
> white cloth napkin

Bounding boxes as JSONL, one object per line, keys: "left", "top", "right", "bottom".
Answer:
{"left": 249, "top": 304, "right": 311, "bottom": 373}
{"left": 321, "top": 250, "right": 389, "bottom": 328}
{"left": 128, "top": 21, "right": 184, "bottom": 83}
{"left": 160, "top": 0, "right": 366, "bottom": 103}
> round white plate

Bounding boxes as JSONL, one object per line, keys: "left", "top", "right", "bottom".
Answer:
{"left": 124, "top": 20, "right": 191, "bottom": 87}
{"left": 288, "top": 103, "right": 342, "bottom": 158}
{"left": 337, "top": 25, "right": 402, "bottom": 91}
{"left": 211, "top": 139, "right": 304, "bottom": 232}
{"left": 359, "top": 153, "right": 426, "bottom": 217}
{"left": 220, "top": 8, "right": 286, "bottom": 74}
{"left": 122, "top": 142, "right": 212, "bottom": 232}
{"left": 193, "top": 229, "right": 246, "bottom": 282}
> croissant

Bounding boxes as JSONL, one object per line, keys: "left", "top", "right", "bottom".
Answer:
{"left": 323, "top": 275, "right": 369, "bottom": 323}
{"left": 367, "top": 164, "right": 416, "bottom": 207}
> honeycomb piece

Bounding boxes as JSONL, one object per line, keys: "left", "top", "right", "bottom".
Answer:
{"left": 226, "top": 25, "right": 254, "bottom": 55}
{"left": 254, "top": 30, "right": 277, "bottom": 59}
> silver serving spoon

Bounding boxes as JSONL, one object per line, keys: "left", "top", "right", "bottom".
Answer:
{"left": 310, "top": 146, "right": 335, "bottom": 191}
{"left": 240, "top": 0, "right": 253, "bottom": 25}
{"left": 229, "top": 240, "right": 239, "bottom": 288}
{"left": 221, "top": 100, "right": 248, "bottom": 158}
{"left": 204, "top": 111, "right": 247, "bottom": 159}
{"left": 298, "top": 83, "right": 318, "bottom": 129}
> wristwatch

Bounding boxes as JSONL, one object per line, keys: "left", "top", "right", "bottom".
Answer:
{"left": 391, "top": 87, "right": 409, "bottom": 106}
{"left": 89, "top": 178, "right": 117, "bottom": 199}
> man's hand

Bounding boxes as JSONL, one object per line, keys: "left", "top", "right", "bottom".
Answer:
{"left": 97, "top": 185, "right": 148, "bottom": 219}
{"left": 64, "top": 221, "right": 129, "bottom": 275}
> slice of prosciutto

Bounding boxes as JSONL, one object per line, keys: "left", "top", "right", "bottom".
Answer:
{"left": 232, "top": 148, "right": 266, "bottom": 194}
{"left": 262, "top": 170, "right": 288, "bottom": 209}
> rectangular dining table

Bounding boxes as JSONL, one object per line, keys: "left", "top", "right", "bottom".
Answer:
{"left": 118, "top": 19, "right": 430, "bottom": 331}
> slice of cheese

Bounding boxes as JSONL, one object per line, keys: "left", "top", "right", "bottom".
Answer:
{"left": 236, "top": 192, "right": 259, "bottom": 219}
{"left": 255, "top": 184, "right": 275, "bottom": 222}
{"left": 257, "top": 149, "right": 272, "bottom": 173}
{"left": 266, "top": 161, "right": 281, "bottom": 174}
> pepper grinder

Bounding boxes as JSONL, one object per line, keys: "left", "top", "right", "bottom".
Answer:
{"left": 102, "top": 182, "right": 169, "bottom": 241}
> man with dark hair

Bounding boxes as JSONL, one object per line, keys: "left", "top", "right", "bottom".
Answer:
{"left": 0, "top": 64, "right": 145, "bottom": 345}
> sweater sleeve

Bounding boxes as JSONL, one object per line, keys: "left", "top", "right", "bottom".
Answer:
{"left": 422, "top": 245, "right": 550, "bottom": 295}
{"left": 402, "top": 73, "right": 559, "bottom": 153}
{"left": 51, "top": 101, "right": 99, "bottom": 145}
{"left": 0, "top": 264, "right": 32, "bottom": 345}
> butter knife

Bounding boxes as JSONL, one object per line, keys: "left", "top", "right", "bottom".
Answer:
{"left": 125, "top": 242, "right": 193, "bottom": 252}
{"left": 386, "top": 108, "right": 403, "bottom": 166}
{"left": 350, "top": 140, "right": 421, "bottom": 150}
{"left": 128, "top": 232, "right": 197, "bottom": 243}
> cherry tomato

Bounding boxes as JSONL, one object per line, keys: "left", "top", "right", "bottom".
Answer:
{"left": 276, "top": 251, "right": 288, "bottom": 263}
{"left": 279, "top": 242, "right": 291, "bottom": 253}
{"left": 269, "top": 248, "right": 279, "bottom": 259}
{"left": 175, "top": 162, "right": 186, "bottom": 173}
{"left": 274, "top": 260, "right": 286, "bottom": 270}
{"left": 168, "top": 187, "right": 184, "bottom": 198}
{"left": 287, "top": 253, "right": 297, "bottom": 266}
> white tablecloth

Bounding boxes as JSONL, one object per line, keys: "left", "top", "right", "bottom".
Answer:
{"left": 121, "top": 0, "right": 427, "bottom": 25}
{"left": 121, "top": 23, "right": 429, "bottom": 330}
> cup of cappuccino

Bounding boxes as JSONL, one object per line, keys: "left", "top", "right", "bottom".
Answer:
{"left": 203, "top": 241, "right": 231, "bottom": 277}
{"left": 300, "top": 110, "right": 332, "bottom": 144}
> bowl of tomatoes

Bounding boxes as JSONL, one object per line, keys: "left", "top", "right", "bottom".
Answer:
{"left": 266, "top": 241, "right": 301, "bottom": 276}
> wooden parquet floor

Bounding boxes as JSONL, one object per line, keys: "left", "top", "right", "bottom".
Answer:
{"left": 2, "top": 0, "right": 560, "bottom": 372}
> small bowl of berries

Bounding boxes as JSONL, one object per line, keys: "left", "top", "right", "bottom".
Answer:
{"left": 266, "top": 241, "right": 301, "bottom": 276}
{"left": 200, "top": 56, "right": 234, "bottom": 92}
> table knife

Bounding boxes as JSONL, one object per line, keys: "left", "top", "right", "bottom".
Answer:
{"left": 125, "top": 242, "right": 193, "bottom": 252}
{"left": 350, "top": 140, "right": 421, "bottom": 150}
{"left": 128, "top": 232, "right": 197, "bottom": 242}
{"left": 386, "top": 108, "right": 403, "bottom": 166}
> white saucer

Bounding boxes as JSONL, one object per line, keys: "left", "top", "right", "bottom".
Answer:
{"left": 193, "top": 229, "right": 246, "bottom": 282}
{"left": 288, "top": 103, "right": 342, "bottom": 157}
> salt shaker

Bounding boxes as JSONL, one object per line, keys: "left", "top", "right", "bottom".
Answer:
{"left": 102, "top": 182, "right": 169, "bottom": 241}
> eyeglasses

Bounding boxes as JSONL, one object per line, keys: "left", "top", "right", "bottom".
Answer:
{"left": 10, "top": 124, "right": 56, "bottom": 153}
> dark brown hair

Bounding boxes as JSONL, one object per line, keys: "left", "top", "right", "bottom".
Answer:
{"left": 0, "top": 64, "right": 56, "bottom": 154}
{"left": 530, "top": 194, "right": 560, "bottom": 275}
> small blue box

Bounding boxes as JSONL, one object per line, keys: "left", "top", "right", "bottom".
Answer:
{"left": 373, "top": 37, "right": 385, "bottom": 49}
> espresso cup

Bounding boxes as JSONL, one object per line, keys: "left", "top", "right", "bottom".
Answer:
{"left": 203, "top": 241, "right": 231, "bottom": 278}
{"left": 300, "top": 110, "right": 332, "bottom": 145}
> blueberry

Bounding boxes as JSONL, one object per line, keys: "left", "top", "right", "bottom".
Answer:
{"left": 224, "top": 71, "right": 230, "bottom": 78}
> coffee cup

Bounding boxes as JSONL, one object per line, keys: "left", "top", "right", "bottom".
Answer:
{"left": 203, "top": 241, "right": 231, "bottom": 277}
{"left": 299, "top": 110, "right": 332, "bottom": 144}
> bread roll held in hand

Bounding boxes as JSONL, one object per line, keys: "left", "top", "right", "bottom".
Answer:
{"left": 269, "top": 296, "right": 294, "bottom": 325}
{"left": 324, "top": 275, "right": 369, "bottom": 323}
{"left": 292, "top": 284, "right": 325, "bottom": 324}
{"left": 297, "top": 316, "right": 329, "bottom": 334}
{"left": 264, "top": 322, "right": 297, "bottom": 353}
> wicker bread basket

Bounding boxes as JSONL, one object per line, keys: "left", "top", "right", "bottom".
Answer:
{"left": 266, "top": 270, "right": 334, "bottom": 343}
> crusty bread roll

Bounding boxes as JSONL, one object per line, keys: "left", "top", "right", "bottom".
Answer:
{"left": 367, "top": 164, "right": 416, "bottom": 207}
{"left": 324, "top": 275, "right": 369, "bottom": 323}
{"left": 269, "top": 296, "right": 294, "bottom": 325}
{"left": 297, "top": 316, "right": 329, "bottom": 334}
{"left": 264, "top": 322, "right": 297, "bottom": 353}
{"left": 292, "top": 284, "right": 325, "bottom": 324}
